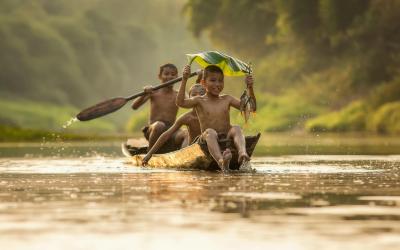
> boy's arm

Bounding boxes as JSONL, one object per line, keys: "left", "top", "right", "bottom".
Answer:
{"left": 142, "top": 116, "right": 186, "bottom": 165}
{"left": 131, "top": 86, "right": 152, "bottom": 110}
{"left": 230, "top": 95, "right": 241, "bottom": 110}
{"left": 176, "top": 65, "right": 198, "bottom": 108}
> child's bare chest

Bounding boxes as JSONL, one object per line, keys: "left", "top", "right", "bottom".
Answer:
{"left": 198, "top": 99, "right": 229, "bottom": 117}
{"left": 151, "top": 92, "right": 177, "bottom": 108}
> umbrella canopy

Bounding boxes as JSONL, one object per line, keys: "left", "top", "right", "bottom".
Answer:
{"left": 186, "top": 51, "right": 251, "bottom": 77}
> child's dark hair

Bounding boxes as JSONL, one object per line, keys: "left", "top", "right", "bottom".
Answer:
{"left": 159, "top": 63, "right": 178, "bottom": 75}
{"left": 203, "top": 65, "right": 224, "bottom": 80}
{"left": 189, "top": 83, "right": 206, "bottom": 97}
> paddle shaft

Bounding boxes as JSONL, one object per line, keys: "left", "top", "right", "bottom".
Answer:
{"left": 124, "top": 71, "right": 198, "bottom": 101}
{"left": 76, "top": 71, "right": 199, "bottom": 121}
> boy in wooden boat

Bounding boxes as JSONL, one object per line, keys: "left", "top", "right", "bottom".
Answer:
{"left": 177, "top": 65, "right": 255, "bottom": 172}
{"left": 142, "top": 83, "right": 206, "bottom": 166}
{"left": 131, "top": 63, "right": 185, "bottom": 149}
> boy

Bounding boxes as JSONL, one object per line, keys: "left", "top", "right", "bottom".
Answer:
{"left": 176, "top": 65, "right": 255, "bottom": 172}
{"left": 132, "top": 63, "right": 183, "bottom": 149}
{"left": 142, "top": 83, "right": 206, "bottom": 165}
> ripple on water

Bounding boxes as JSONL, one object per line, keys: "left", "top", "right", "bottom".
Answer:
{"left": 358, "top": 196, "right": 400, "bottom": 201}
{"left": 0, "top": 157, "right": 178, "bottom": 174}
{"left": 253, "top": 164, "right": 385, "bottom": 174}
{"left": 251, "top": 155, "right": 398, "bottom": 174}
{"left": 220, "top": 192, "right": 301, "bottom": 200}
{"left": 286, "top": 205, "right": 400, "bottom": 216}
{"left": 0, "top": 156, "right": 393, "bottom": 174}
{"left": 253, "top": 155, "right": 400, "bottom": 163}
{"left": 358, "top": 196, "right": 400, "bottom": 207}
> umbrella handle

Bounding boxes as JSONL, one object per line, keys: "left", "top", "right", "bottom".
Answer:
{"left": 245, "top": 62, "right": 253, "bottom": 89}
{"left": 188, "top": 56, "right": 196, "bottom": 65}
{"left": 246, "top": 62, "right": 253, "bottom": 75}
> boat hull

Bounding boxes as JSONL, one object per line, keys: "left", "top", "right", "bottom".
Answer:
{"left": 122, "top": 133, "right": 261, "bottom": 171}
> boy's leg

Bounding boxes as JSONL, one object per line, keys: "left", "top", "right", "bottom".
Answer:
{"left": 202, "top": 128, "right": 232, "bottom": 171}
{"left": 227, "top": 125, "right": 249, "bottom": 163}
{"left": 171, "top": 129, "right": 187, "bottom": 148}
{"left": 176, "top": 129, "right": 189, "bottom": 148}
{"left": 148, "top": 121, "right": 167, "bottom": 148}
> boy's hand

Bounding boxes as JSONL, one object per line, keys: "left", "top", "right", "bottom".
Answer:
{"left": 182, "top": 65, "right": 191, "bottom": 80}
{"left": 143, "top": 86, "right": 154, "bottom": 94}
{"left": 245, "top": 75, "right": 254, "bottom": 88}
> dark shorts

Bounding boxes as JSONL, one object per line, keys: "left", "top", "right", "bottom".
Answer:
{"left": 142, "top": 121, "right": 173, "bottom": 141}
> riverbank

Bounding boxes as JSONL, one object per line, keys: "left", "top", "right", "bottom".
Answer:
{"left": 255, "top": 132, "right": 400, "bottom": 155}
{"left": 1, "top": 132, "right": 399, "bottom": 157}
{"left": 0, "top": 125, "right": 135, "bottom": 142}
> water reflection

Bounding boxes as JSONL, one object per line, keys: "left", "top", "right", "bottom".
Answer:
{"left": 0, "top": 155, "right": 399, "bottom": 249}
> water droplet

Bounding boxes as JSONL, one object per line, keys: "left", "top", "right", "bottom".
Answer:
{"left": 62, "top": 117, "right": 79, "bottom": 129}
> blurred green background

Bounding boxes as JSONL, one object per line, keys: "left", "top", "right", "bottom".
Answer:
{"left": 1, "top": 0, "right": 399, "bottom": 141}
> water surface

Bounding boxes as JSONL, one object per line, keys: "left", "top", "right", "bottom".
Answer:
{"left": 0, "top": 144, "right": 399, "bottom": 249}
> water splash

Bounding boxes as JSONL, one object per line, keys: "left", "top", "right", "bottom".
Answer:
{"left": 62, "top": 117, "right": 79, "bottom": 129}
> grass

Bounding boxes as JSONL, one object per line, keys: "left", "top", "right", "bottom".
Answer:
{"left": 0, "top": 124, "right": 134, "bottom": 142}
{"left": 0, "top": 98, "right": 123, "bottom": 141}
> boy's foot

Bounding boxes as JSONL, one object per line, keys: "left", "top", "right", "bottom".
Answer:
{"left": 238, "top": 151, "right": 250, "bottom": 164}
{"left": 239, "top": 160, "right": 255, "bottom": 172}
{"left": 219, "top": 149, "right": 232, "bottom": 172}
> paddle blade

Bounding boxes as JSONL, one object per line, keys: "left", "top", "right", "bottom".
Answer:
{"left": 76, "top": 97, "right": 128, "bottom": 121}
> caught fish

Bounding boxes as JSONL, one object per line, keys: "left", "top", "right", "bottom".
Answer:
{"left": 240, "top": 89, "right": 256, "bottom": 123}
{"left": 240, "top": 63, "right": 256, "bottom": 123}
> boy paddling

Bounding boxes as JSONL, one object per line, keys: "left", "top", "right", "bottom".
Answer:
{"left": 176, "top": 65, "right": 255, "bottom": 172}
{"left": 132, "top": 63, "right": 184, "bottom": 149}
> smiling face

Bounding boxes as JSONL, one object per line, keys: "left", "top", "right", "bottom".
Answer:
{"left": 158, "top": 66, "right": 178, "bottom": 83}
{"left": 204, "top": 71, "right": 224, "bottom": 97}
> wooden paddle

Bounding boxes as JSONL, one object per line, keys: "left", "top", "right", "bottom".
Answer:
{"left": 76, "top": 71, "right": 200, "bottom": 121}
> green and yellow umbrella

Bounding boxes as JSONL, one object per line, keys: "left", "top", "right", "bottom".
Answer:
{"left": 187, "top": 51, "right": 251, "bottom": 77}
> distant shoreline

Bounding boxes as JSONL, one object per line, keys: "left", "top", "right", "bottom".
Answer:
{"left": 1, "top": 131, "right": 399, "bottom": 156}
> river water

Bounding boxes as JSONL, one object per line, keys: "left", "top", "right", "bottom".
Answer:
{"left": 0, "top": 142, "right": 399, "bottom": 250}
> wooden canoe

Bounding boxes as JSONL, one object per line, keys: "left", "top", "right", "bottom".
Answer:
{"left": 122, "top": 133, "right": 261, "bottom": 171}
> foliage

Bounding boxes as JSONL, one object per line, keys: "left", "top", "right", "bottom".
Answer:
{"left": 0, "top": 0, "right": 210, "bottom": 135}
{"left": 305, "top": 101, "right": 368, "bottom": 132}
{"left": 125, "top": 107, "right": 149, "bottom": 133}
{"left": 306, "top": 77, "right": 400, "bottom": 134}
{"left": 367, "top": 78, "right": 400, "bottom": 109}
{"left": 185, "top": 0, "right": 400, "bottom": 134}
{"left": 0, "top": 99, "right": 115, "bottom": 132}
{"left": 368, "top": 102, "right": 400, "bottom": 134}
{"left": 0, "top": 125, "right": 50, "bottom": 142}
{"left": 0, "top": 0, "right": 153, "bottom": 107}
{"left": 2, "top": 0, "right": 400, "bottom": 136}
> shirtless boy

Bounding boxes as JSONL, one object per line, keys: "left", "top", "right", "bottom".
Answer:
{"left": 176, "top": 65, "right": 255, "bottom": 172}
{"left": 142, "top": 83, "right": 206, "bottom": 165}
{"left": 132, "top": 63, "right": 183, "bottom": 149}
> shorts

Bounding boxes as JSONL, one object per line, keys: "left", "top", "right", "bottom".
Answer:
{"left": 142, "top": 121, "right": 173, "bottom": 141}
